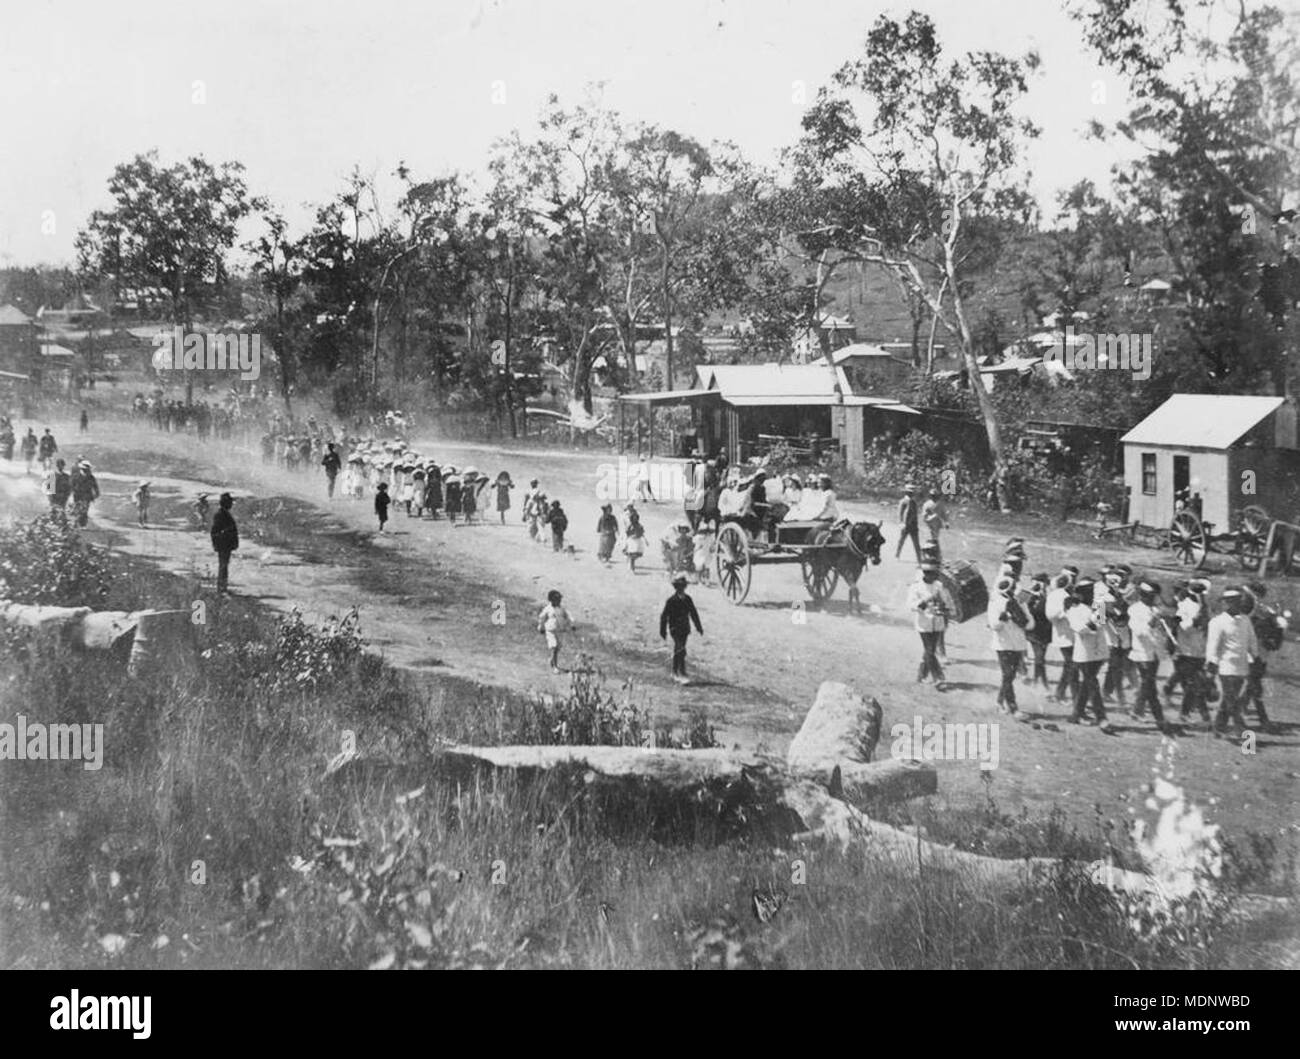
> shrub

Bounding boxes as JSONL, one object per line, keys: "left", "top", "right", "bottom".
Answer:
{"left": 859, "top": 433, "right": 980, "bottom": 498}
{"left": 508, "top": 661, "right": 717, "bottom": 748}
{"left": 0, "top": 515, "right": 112, "bottom": 606}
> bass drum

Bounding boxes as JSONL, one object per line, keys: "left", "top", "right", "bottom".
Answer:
{"left": 938, "top": 559, "right": 988, "bottom": 624}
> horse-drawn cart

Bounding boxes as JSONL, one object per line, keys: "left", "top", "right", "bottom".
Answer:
{"left": 713, "top": 516, "right": 884, "bottom": 606}
{"left": 1092, "top": 502, "right": 1276, "bottom": 570}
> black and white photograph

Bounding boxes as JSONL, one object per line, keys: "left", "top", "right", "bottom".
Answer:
{"left": 0, "top": 0, "right": 1297, "bottom": 1015}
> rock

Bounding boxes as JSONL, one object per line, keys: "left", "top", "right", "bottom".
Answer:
{"left": 786, "top": 681, "right": 882, "bottom": 776}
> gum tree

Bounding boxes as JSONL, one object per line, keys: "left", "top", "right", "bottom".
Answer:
{"left": 1073, "top": 0, "right": 1300, "bottom": 394}
{"left": 790, "top": 11, "right": 1041, "bottom": 508}
{"left": 76, "top": 151, "right": 261, "bottom": 404}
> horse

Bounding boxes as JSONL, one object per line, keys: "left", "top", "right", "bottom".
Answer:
{"left": 828, "top": 518, "right": 886, "bottom": 613}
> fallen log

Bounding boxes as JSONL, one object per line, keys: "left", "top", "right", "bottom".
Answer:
{"left": 0, "top": 602, "right": 192, "bottom": 666}
{"left": 779, "top": 779, "right": 1177, "bottom": 900}
{"left": 441, "top": 744, "right": 769, "bottom": 783}
{"left": 0, "top": 602, "right": 95, "bottom": 641}
{"left": 436, "top": 745, "right": 936, "bottom": 807}
{"left": 786, "top": 681, "right": 882, "bottom": 772}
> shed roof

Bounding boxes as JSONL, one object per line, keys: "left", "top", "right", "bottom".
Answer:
{"left": 1121, "top": 394, "right": 1285, "bottom": 450}
{"left": 0, "top": 304, "right": 33, "bottom": 325}
{"left": 831, "top": 342, "right": 910, "bottom": 364}
{"left": 39, "top": 342, "right": 77, "bottom": 359}
{"left": 725, "top": 394, "right": 918, "bottom": 411}
{"left": 697, "top": 362, "right": 852, "bottom": 399}
{"left": 617, "top": 388, "right": 719, "bottom": 404}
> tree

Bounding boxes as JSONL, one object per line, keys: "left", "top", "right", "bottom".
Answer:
{"left": 604, "top": 125, "right": 714, "bottom": 389}
{"left": 75, "top": 151, "right": 262, "bottom": 403}
{"left": 293, "top": 172, "right": 387, "bottom": 405}
{"left": 790, "top": 11, "right": 1041, "bottom": 506}
{"left": 475, "top": 157, "right": 546, "bottom": 436}
{"left": 245, "top": 211, "right": 303, "bottom": 414}
{"left": 1074, "top": 0, "right": 1300, "bottom": 392}
{"left": 492, "top": 93, "right": 623, "bottom": 414}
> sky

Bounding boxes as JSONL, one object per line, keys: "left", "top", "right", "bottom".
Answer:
{"left": 0, "top": 0, "right": 1143, "bottom": 268}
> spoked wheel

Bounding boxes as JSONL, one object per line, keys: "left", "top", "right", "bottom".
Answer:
{"left": 1169, "top": 510, "right": 1208, "bottom": 568}
{"left": 715, "top": 522, "right": 752, "bottom": 605}
{"left": 800, "top": 531, "right": 841, "bottom": 603}
{"left": 1236, "top": 504, "right": 1271, "bottom": 570}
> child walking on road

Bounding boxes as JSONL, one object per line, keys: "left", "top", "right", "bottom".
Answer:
{"left": 660, "top": 574, "right": 704, "bottom": 683}
{"left": 537, "top": 589, "right": 575, "bottom": 674}
{"left": 624, "top": 505, "right": 645, "bottom": 572}
{"left": 132, "top": 480, "right": 151, "bottom": 527}
{"left": 494, "top": 472, "right": 514, "bottom": 525}
{"left": 549, "top": 499, "right": 568, "bottom": 552}
{"left": 374, "top": 482, "right": 391, "bottom": 531}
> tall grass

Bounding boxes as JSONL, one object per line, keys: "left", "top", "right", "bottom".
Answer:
{"left": 0, "top": 516, "right": 1294, "bottom": 969}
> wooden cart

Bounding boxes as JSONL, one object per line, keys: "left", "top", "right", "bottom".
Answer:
{"left": 713, "top": 517, "right": 884, "bottom": 606}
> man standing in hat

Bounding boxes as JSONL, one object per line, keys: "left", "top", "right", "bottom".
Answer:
{"left": 1066, "top": 578, "right": 1112, "bottom": 730}
{"left": 210, "top": 493, "right": 239, "bottom": 595}
{"left": 1046, "top": 566, "right": 1079, "bottom": 702}
{"left": 37, "top": 427, "right": 57, "bottom": 471}
{"left": 322, "top": 442, "right": 342, "bottom": 499}
{"left": 1206, "top": 588, "right": 1258, "bottom": 738}
{"left": 896, "top": 484, "right": 921, "bottom": 562}
{"left": 988, "top": 575, "right": 1031, "bottom": 713}
{"left": 69, "top": 460, "right": 99, "bottom": 527}
{"left": 44, "top": 457, "right": 71, "bottom": 514}
{"left": 660, "top": 574, "right": 704, "bottom": 683}
{"left": 1127, "top": 580, "right": 1172, "bottom": 732}
{"left": 921, "top": 488, "right": 948, "bottom": 558}
{"left": 907, "top": 561, "right": 948, "bottom": 688}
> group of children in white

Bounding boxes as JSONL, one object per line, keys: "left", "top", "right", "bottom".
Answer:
{"left": 909, "top": 533, "right": 1287, "bottom": 738}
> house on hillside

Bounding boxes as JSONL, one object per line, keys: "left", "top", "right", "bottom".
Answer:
{"left": 37, "top": 293, "right": 103, "bottom": 327}
{"left": 831, "top": 342, "right": 913, "bottom": 396}
{"left": 792, "top": 313, "right": 857, "bottom": 362}
{"left": 1121, "top": 394, "right": 1300, "bottom": 529}
{"left": 0, "top": 304, "right": 38, "bottom": 380}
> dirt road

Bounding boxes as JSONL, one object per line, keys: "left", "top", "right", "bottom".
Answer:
{"left": 3, "top": 416, "right": 1298, "bottom": 842}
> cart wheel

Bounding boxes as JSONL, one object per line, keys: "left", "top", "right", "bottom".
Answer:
{"left": 1235, "top": 504, "right": 1270, "bottom": 570}
{"left": 715, "top": 523, "right": 752, "bottom": 605}
{"left": 800, "top": 530, "right": 841, "bottom": 602}
{"left": 1169, "top": 510, "right": 1208, "bottom": 568}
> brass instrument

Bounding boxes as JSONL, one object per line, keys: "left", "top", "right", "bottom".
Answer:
{"left": 1002, "top": 593, "right": 1030, "bottom": 628}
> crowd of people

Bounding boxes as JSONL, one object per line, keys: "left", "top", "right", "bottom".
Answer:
{"left": 2, "top": 404, "right": 1290, "bottom": 714}
{"left": 133, "top": 393, "right": 241, "bottom": 440}
{"left": 905, "top": 525, "right": 1286, "bottom": 739}
{"left": 0, "top": 419, "right": 103, "bottom": 527}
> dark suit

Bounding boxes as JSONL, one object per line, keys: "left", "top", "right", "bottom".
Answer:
{"left": 210, "top": 507, "right": 239, "bottom": 592}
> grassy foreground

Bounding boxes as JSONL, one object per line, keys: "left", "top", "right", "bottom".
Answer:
{"left": 0, "top": 515, "right": 1295, "bottom": 970}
